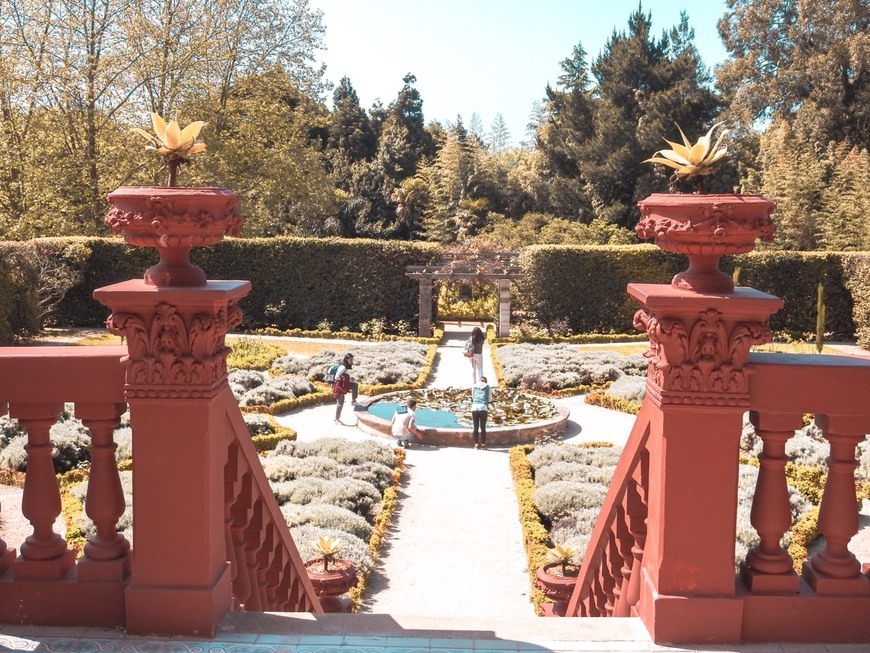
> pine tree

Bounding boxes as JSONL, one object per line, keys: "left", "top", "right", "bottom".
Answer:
{"left": 488, "top": 113, "right": 511, "bottom": 152}
{"left": 818, "top": 145, "right": 870, "bottom": 251}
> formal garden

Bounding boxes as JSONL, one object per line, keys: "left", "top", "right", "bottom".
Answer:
{"left": 2, "top": 324, "right": 869, "bottom": 614}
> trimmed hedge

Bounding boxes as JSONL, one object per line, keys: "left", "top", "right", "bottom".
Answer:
{"left": 0, "top": 237, "right": 867, "bottom": 346}
{"left": 517, "top": 245, "right": 866, "bottom": 341}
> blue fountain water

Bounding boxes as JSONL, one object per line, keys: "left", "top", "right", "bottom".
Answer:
{"left": 367, "top": 401, "right": 470, "bottom": 428}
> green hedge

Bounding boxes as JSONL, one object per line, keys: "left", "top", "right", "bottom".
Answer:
{"left": 516, "top": 245, "right": 863, "bottom": 340}
{"left": 724, "top": 251, "right": 856, "bottom": 340}
{"left": 845, "top": 255, "right": 870, "bottom": 348}
{"left": 0, "top": 237, "right": 867, "bottom": 346}
{"left": 190, "top": 237, "right": 439, "bottom": 331}
{"left": 517, "top": 245, "right": 685, "bottom": 333}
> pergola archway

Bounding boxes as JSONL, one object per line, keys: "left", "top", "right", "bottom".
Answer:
{"left": 405, "top": 252, "right": 522, "bottom": 337}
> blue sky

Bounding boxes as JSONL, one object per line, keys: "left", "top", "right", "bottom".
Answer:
{"left": 308, "top": 0, "right": 731, "bottom": 146}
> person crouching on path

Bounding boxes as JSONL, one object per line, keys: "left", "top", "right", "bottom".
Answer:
{"left": 471, "top": 375, "right": 491, "bottom": 449}
{"left": 391, "top": 398, "right": 423, "bottom": 448}
{"left": 470, "top": 325, "right": 485, "bottom": 383}
{"left": 333, "top": 352, "right": 358, "bottom": 424}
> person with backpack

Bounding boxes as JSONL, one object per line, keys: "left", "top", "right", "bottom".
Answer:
{"left": 471, "top": 375, "right": 491, "bottom": 449}
{"left": 390, "top": 398, "right": 423, "bottom": 448}
{"left": 468, "top": 326, "right": 486, "bottom": 383}
{"left": 332, "top": 352, "right": 358, "bottom": 424}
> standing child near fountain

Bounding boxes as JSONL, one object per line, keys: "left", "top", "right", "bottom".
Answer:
{"left": 471, "top": 375, "right": 491, "bottom": 449}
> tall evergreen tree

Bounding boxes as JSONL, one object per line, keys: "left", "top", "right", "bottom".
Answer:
{"left": 535, "top": 6, "right": 719, "bottom": 229}
{"left": 327, "top": 77, "right": 376, "bottom": 164}
{"left": 488, "top": 113, "right": 511, "bottom": 152}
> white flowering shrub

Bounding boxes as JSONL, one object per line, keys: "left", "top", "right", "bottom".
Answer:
{"left": 280, "top": 503, "right": 372, "bottom": 542}
{"left": 290, "top": 523, "right": 374, "bottom": 574}
{"left": 113, "top": 427, "right": 133, "bottom": 463}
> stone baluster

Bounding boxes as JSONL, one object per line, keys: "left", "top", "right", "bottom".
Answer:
{"left": 10, "top": 403, "right": 74, "bottom": 579}
{"left": 621, "top": 454, "right": 648, "bottom": 614}
{"left": 612, "top": 502, "right": 636, "bottom": 616}
{"left": 229, "top": 471, "right": 254, "bottom": 610}
{"left": 743, "top": 411, "right": 803, "bottom": 592}
{"left": 804, "top": 415, "right": 870, "bottom": 595}
{"left": 224, "top": 444, "right": 243, "bottom": 609}
{"left": 77, "top": 402, "right": 130, "bottom": 580}
{"left": 242, "top": 500, "right": 265, "bottom": 611}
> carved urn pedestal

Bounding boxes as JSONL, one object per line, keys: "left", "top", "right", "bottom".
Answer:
{"left": 535, "top": 562, "right": 580, "bottom": 617}
{"left": 636, "top": 193, "right": 775, "bottom": 294}
{"left": 105, "top": 186, "right": 243, "bottom": 288}
{"left": 628, "top": 192, "right": 786, "bottom": 642}
{"left": 304, "top": 558, "right": 358, "bottom": 613}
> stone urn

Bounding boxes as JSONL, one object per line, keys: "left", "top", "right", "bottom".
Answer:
{"left": 304, "top": 558, "right": 358, "bottom": 613}
{"left": 105, "top": 186, "right": 243, "bottom": 287}
{"left": 636, "top": 193, "right": 776, "bottom": 293}
{"left": 534, "top": 561, "right": 580, "bottom": 617}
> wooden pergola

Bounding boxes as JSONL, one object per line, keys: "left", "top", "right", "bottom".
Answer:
{"left": 405, "top": 252, "right": 522, "bottom": 337}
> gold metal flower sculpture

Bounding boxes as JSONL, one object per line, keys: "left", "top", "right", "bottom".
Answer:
{"left": 133, "top": 113, "right": 207, "bottom": 186}
{"left": 314, "top": 536, "right": 342, "bottom": 572}
{"left": 644, "top": 122, "right": 729, "bottom": 193}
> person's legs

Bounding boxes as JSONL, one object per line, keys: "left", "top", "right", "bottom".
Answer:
{"left": 472, "top": 411, "right": 482, "bottom": 447}
{"left": 350, "top": 381, "right": 359, "bottom": 403}
{"left": 479, "top": 410, "right": 488, "bottom": 447}
{"left": 471, "top": 353, "right": 483, "bottom": 382}
{"left": 335, "top": 395, "right": 344, "bottom": 422}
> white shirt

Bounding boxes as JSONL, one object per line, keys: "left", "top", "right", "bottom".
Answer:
{"left": 391, "top": 408, "right": 415, "bottom": 437}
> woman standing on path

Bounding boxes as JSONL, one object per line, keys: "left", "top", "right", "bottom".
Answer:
{"left": 471, "top": 375, "right": 491, "bottom": 449}
{"left": 469, "top": 326, "right": 485, "bottom": 383}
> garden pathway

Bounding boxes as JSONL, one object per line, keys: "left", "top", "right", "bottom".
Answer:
{"left": 274, "top": 321, "right": 637, "bottom": 617}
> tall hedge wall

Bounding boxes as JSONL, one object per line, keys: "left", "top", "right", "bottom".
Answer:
{"left": 26, "top": 237, "right": 438, "bottom": 332}
{"left": 0, "top": 237, "right": 866, "bottom": 347}
{"left": 517, "top": 245, "right": 860, "bottom": 339}
{"left": 516, "top": 245, "right": 685, "bottom": 333}
{"left": 190, "top": 237, "right": 439, "bottom": 330}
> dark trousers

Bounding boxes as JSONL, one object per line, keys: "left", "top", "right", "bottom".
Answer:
{"left": 472, "top": 410, "right": 488, "bottom": 444}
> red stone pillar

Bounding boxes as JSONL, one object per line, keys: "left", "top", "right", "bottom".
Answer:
{"left": 629, "top": 284, "right": 782, "bottom": 642}
{"left": 93, "top": 279, "right": 250, "bottom": 636}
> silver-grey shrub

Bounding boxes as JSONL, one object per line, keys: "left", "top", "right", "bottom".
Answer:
{"left": 533, "top": 481, "right": 609, "bottom": 522}
{"left": 228, "top": 370, "right": 267, "bottom": 400}
{"left": 271, "top": 476, "right": 382, "bottom": 519}
{"left": 290, "top": 523, "right": 374, "bottom": 574}
{"left": 605, "top": 375, "right": 646, "bottom": 404}
{"left": 496, "top": 344, "right": 646, "bottom": 391}
{"left": 0, "top": 414, "right": 25, "bottom": 446}
{"left": 280, "top": 503, "right": 372, "bottom": 542}
{"left": 275, "top": 342, "right": 428, "bottom": 386}
{"left": 113, "top": 427, "right": 133, "bottom": 463}
{"left": 237, "top": 375, "right": 314, "bottom": 407}
{"left": 343, "top": 461, "right": 395, "bottom": 492}
{"left": 273, "top": 436, "right": 396, "bottom": 468}
{"left": 262, "top": 455, "right": 343, "bottom": 483}
{"left": 527, "top": 443, "right": 621, "bottom": 471}
{"left": 243, "top": 413, "right": 278, "bottom": 437}
{"left": 534, "top": 461, "right": 616, "bottom": 486}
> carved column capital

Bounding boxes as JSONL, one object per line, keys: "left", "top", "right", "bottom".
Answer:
{"left": 629, "top": 284, "right": 782, "bottom": 408}
{"left": 93, "top": 280, "right": 251, "bottom": 401}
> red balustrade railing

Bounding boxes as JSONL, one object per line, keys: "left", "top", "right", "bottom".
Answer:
{"left": 563, "top": 349, "right": 870, "bottom": 642}
{"left": 0, "top": 345, "right": 321, "bottom": 632}
{"left": 567, "top": 401, "right": 651, "bottom": 618}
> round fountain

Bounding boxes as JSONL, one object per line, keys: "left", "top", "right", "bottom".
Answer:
{"left": 355, "top": 388, "right": 569, "bottom": 447}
